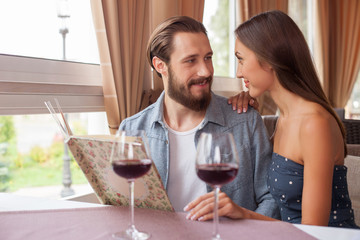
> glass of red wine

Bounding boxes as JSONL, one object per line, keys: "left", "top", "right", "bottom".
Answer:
{"left": 110, "top": 130, "right": 152, "bottom": 240}
{"left": 195, "top": 132, "right": 239, "bottom": 240}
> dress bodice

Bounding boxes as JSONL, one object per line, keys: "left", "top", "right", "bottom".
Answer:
{"left": 268, "top": 153, "right": 358, "bottom": 228}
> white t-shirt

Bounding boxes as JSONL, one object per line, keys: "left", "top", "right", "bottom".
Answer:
{"left": 165, "top": 120, "right": 207, "bottom": 212}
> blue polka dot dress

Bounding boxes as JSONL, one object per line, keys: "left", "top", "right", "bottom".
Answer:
{"left": 268, "top": 153, "right": 359, "bottom": 229}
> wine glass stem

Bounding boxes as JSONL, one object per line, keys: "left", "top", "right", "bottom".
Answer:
{"left": 129, "top": 180, "right": 135, "bottom": 230}
{"left": 213, "top": 186, "right": 221, "bottom": 240}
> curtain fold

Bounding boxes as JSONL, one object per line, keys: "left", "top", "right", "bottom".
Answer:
{"left": 90, "top": 0, "right": 118, "bottom": 134}
{"left": 91, "top": 0, "right": 204, "bottom": 133}
{"left": 90, "top": 0, "right": 149, "bottom": 134}
{"left": 315, "top": 0, "right": 360, "bottom": 108}
{"left": 237, "top": 0, "right": 288, "bottom": 23}
{"left": 313, "top": 0, "right": 330, "bottom": 96}
{"left": 236, "top": 0, "right": 288, "bottom": 115}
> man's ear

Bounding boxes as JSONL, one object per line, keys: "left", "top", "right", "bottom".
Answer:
{"left": 152, "top": 56, "right": 168, "bottom": 77}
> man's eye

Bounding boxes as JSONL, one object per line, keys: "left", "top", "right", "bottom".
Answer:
{"left": 205, "top": 56, "right": 212, "bottom": 61}
{"left": 186, "top": 59, "right": 195, "bottom": 63}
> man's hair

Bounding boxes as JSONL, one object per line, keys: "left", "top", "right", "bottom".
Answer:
{"left": 146, "top": 16, "right": 207, "bottom": 77}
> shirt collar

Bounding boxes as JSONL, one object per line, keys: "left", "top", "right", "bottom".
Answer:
{"left": 149, "top": 91, "right": 166, "bottom": 125}
{"left": 203, "top": 92, "right": 226, "bottom": 127}
{"left": 150, "top": 91, "right": 226, "bottom": 127}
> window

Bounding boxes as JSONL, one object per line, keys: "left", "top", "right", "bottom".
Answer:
{"left": 203, "top": 0, "right": 236, "bottom": 78}
{"left": 0, "top": 0, "right": 108, "bottom": 197}
{"left": 0, "top": 0, "right": 99, "bottom": 63}
{"left": 346, "top": 72, "right": 360, "bottom": 119}
{"left": 288, "top": 0, "right": 311, "bottom": 49}
{"left": 0, "top": 0, "right": 104, "bottom": 114}
{"left": 203, "top": 0, "right": 242, "bottom": 98}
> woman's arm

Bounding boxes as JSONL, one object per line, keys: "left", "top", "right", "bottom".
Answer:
{"left": 300, "top": 116, "right": 338, "bottom": 226}
{"left": 183, "top": 191, "right": 277, "bottom": 221}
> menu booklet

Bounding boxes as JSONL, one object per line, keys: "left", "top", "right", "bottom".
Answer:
{"left": 66, "top": 135, "right": 174, "bottom": 212}
{"left": 45, "top": 99, "right": 173, "bottom": 211}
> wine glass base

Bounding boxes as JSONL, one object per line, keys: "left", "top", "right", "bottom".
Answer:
{"left": 212, "top": 235, "right": 221, "bottom": 240}
{"left": 112, "top": 229, "right": 151, "bottom": 240}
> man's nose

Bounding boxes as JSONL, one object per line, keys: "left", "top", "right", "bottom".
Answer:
{"left": 197, "top": 61, "right": 212, "bottom": 77}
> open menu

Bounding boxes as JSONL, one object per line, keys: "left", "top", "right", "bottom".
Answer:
{"left": 66, "top": 135, "right": 174, "bottom": 212}
{"left": 44, "top": 99, "right": 173, "bottom": 212}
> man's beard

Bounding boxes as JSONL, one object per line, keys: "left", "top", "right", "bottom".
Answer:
{"left": 167, "top": 66, "right": 212, "bottom": 112}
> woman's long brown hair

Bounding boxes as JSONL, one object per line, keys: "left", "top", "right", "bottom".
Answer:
{"left": 235, "top": 10, "right": 347, "bottom": 156}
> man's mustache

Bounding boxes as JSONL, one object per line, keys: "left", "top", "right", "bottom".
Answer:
{"left": 188, "top": 77, "right": 213, "bottom": 87}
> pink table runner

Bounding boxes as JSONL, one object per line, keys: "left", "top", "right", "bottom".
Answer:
{"left": 0, "top": 206, "right": 315, "bottom": 240}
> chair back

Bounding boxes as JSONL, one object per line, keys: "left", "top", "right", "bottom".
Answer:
{"left": 334, "top": 108, "right": 345, "bottom": 120}
{"left": 345, "top": 155, "right": 360, "bottom": 226}
{"left": 343, "top": 119, "right": 360, "bottom": 144}
{"left": 262, "top": 115, "right": 278, "bottom": 138}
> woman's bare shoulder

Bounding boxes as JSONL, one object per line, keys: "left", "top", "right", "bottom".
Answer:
{"left": 300, "top": 104, "right": 338, "bottom": 135}
{"left": 299, "top": 105, "right": 344, "bottom": 163}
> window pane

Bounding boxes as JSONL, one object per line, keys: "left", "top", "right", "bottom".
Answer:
{"left": 288, "top": 0, "right": 309, "bottom": 45}
{"left": 0, "top": 113, "right": 109, "bottom": 196}
{"left": 0, "top": 0, "right": 104, "bottom": 198}
{"left": 0, "top": 0, "right": 99, "bottom": 64}
{"left": 346, "top": 72, "right": 360, "bottom": 119}
{"left": 203, "top": 0, "right": 235, "bottom": 77}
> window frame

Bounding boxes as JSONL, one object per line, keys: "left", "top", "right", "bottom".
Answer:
{"left": 0, "top": 54, "right": 104, "bottom": 115}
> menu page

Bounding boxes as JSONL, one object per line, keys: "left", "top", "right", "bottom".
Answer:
{"left": 67, "top": 135, "right": 174, "bottom": 212}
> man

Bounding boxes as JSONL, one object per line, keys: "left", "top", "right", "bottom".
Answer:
{"left": 119, "top": 16, "right": 279, "bottom": 220}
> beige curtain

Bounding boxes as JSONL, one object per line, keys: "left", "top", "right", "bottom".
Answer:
{"left": 314, "top": 0, "right": 360, "bottom": 108}
{"left": 313, "top": 1, "right": 330, "bottom": 97}
{"left": 236, "top": 0, "right": 288, "bottom": 115}
{"left": 237, "top": 0, "right": 288, "bottom": 23}
{"left": 90, "top": 0, "right": 150, "bottom": 134}
{"left": 91, "top": 0, "right": 204, "bottom": 133}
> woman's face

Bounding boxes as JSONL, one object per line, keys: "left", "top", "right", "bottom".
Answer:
{"left": 235, "top": 39, "right": 274, "bottom": 98}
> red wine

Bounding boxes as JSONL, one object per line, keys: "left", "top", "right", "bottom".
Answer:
{"left": 196, "top": 164, "right": 238, "bottom": 186}
{"left": 112, "top": 159, "right": 152, "bottom": 179}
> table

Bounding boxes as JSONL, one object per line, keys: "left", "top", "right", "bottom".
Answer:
{"left": 294, "top": 224, "right": 360, "bottom": 240}
{"left": 1, "top": 193, "right": 360, "bottom": 240}
{"left": 0, "top": 193, "right": 104, "bottom": 211}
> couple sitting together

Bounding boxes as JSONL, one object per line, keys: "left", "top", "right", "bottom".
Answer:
{"left": 119, "top": 11, "right": 359, "bottom": 228}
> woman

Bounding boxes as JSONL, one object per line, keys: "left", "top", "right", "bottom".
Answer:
{"left": 185, "top": 10, "right": 358, "bottom": 228}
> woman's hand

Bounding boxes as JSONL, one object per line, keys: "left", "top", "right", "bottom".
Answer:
{"left": 228, "top": 91, "right": 259, "bottom": 113}
{"left": 183, "top": 191, "right": 247, "bottom": 221}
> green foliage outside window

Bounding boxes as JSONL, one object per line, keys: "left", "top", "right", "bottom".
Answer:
{"left": 0, "top": 116, "right": 15, "bottom": 191}
{"left": 0, "top": 116, "right": 15, "bottom": 144}
{"left": 3, "top": 140, "right": 87, "bottom": 192}
{"left": 0, "top": 116, "right": 87, "bottom": 193}
{"left": 208, "top": 0, "right": 230, "bottom": 77}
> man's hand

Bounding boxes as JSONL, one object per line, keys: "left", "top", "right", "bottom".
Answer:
{"left": 183, "top": 191, "right": 246, "bottom": 221}
{"left": 227, "top": 91, "right": 259, "bottom": 113}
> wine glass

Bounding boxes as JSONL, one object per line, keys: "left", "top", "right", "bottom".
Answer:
{"left": 110, "top": 130, "right": 152, "bottom": 240}
{"left": 195, "top": 132, "right": 239, "bottom": 240}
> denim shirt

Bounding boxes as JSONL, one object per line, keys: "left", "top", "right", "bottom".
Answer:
{"left": 119, "top": 91, "right": 280, "bottom": 218}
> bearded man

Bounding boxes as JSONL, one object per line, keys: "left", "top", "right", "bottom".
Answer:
{"left": 119, "top": 16, "right": 280, "bottom": 220}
